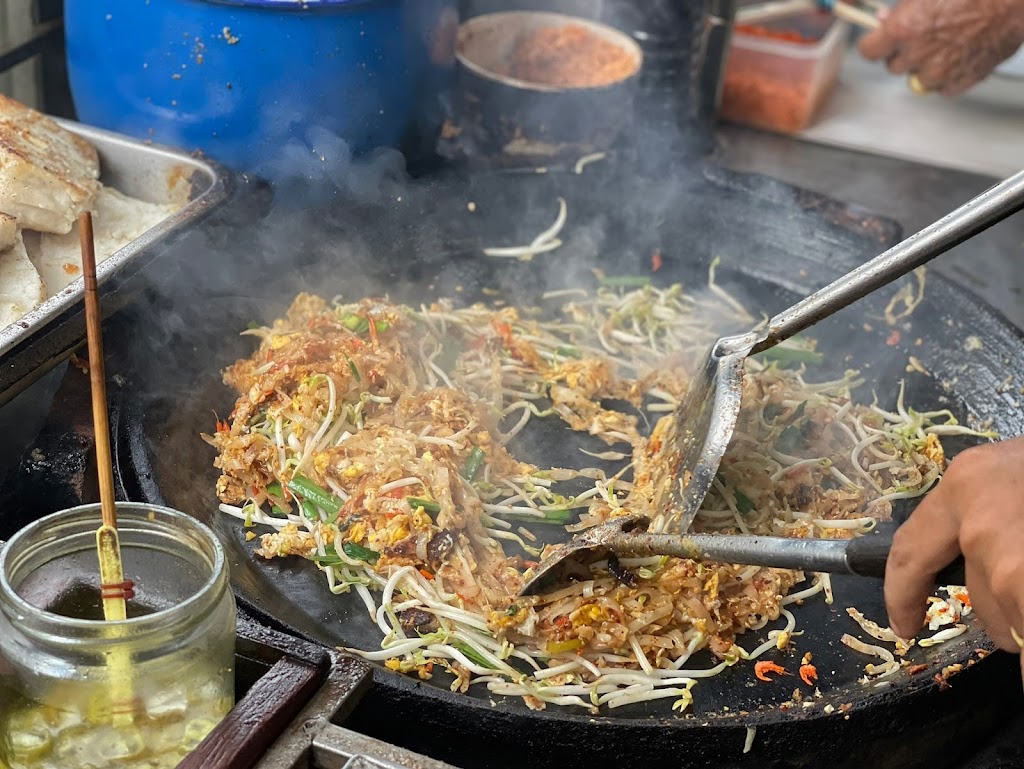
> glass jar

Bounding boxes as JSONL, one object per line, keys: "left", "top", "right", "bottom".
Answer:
{"left": 0, "top": 503, "right": 236, "bottom": 769}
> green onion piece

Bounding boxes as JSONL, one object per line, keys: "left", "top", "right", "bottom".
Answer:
{"left": 734, "top": 489, "right": 755, "bottom": 515}
{"left": 453, "top": 643, "right": 490, "bottom": 667}
{"left": 343, "top": 314, "right": 370, "bottom": 333}
{"left": 287, "top": 475, "right": 343, "bottom": 517}
{"left": 301, "top": 499, "right": 319, "bottom": 521}
{"left": 505, "top": 604, "right": 519, "bottom": 616}
{"left": 374, "top": 320, "right": 391, "bottom": 333}
{"left": 270, "top": 504, "right": 289, "bottom": 517}
{"left": 463, "top": 447, "right": 486, "bottom": 481}
{"left": 496, "top": 508, "right": 571, "bottom": 525}
{"left": 342, "top": 542, "right": 380, "bottom": 563}
{"left": 310, "top": 550, "right": 342, "bottom": 566}
{"left": 342, "top": 351, "right": 361, "bottom": 382}
{"left": 756, "top": 346, "right": 824, "bottom": 366}
{"left": 540, "top": 508, "right": 571, "bottom": 524}
{"left": 555, "top": 346, "right": 582, "bottom": 359}
{"left": 266, "top": 481, "right": 284, "bottom": 498}
{"left": 598, "top": 275, "right": 651, "bottom": 288}
{"left": 246, "top": 321, "right": 261, "bottom": 330}
{"left": 407, "top": 497, "right": 441, "bottom": 514}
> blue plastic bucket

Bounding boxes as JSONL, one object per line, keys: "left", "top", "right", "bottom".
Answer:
{"left": 64, "top": 0, "right": 457, "bottom": 181}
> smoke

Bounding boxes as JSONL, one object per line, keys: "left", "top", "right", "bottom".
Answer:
{"left": 113, "top": 0, "right": 913, "bottom": 437}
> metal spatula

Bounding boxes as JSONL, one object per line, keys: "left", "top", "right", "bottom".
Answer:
{"left": 518, "top": 170, "right": 1024, "bottom": 599}
{"left": 519, "top": 514, "right": 965, "bottom": 596}
{"left": 649, "top": 169, "right": 1024, "bottom": 536}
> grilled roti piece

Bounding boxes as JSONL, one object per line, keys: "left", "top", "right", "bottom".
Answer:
{"left": 30, "top": 185, "right": 179, "bottom": 296}
{"left": 0, "top": 230, "right": 46, "bottom": 330}
{"left": 0, "top": 94, "right": 100, "bottom": 234}
{"left": 0, "top": 212, "right": 15, "bottom": 252}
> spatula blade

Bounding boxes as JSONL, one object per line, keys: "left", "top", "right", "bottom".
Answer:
{"left": 648, "top": 344, "right": 749, "bottom": 533}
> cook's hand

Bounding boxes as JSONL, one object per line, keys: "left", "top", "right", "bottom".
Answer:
{"left": 858, "top": 0, "right": 1024, "bottom": 96}
{"left": 886, "top": 438, "right": 1024, "bottom": 667}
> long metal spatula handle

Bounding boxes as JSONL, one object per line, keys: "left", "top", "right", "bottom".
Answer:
{"left": 752, "top": 169, "right": 1024, "bottom": 354}
{"left": 844, "top": 534, "right": 965, "bottom": 585}
{"left": 607, "top": 531, "right": 965, "bottom": 585}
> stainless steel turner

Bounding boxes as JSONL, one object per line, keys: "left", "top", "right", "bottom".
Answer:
{"left": 519, "top": 514, "right": 965, "bottom": 596}
{"left": 518, "top": 170, "right": 1024, "bottom": 598}
{"left": 650, "top": 169, "right": 1024, "bottom": 536}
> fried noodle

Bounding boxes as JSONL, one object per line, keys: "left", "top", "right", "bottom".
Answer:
{"left": 206, "top": 278, "right": 991, "bottom": 713}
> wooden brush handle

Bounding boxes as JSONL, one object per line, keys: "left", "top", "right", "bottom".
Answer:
{"left": 80, "top": 212, "right": 118, "bottom": 529}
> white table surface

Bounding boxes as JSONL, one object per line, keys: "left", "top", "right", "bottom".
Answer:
{"left": 795, "top": 49, "right": 1024, "bottom": 179}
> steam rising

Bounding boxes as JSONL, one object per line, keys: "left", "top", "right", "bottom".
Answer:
{"left": 112, "top": 0, "right": 916, "bottom": 448}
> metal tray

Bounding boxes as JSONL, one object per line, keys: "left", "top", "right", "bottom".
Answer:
{"left": 0, "top": 119, "right": 230, "bottom": 407}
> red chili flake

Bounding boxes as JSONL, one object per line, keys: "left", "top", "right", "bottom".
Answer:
{"left": 886, "top": 330, "right": 901, "bottom": 346}
{"left": 933, "top": 673, "right": 952, "bottom": 691}
{"left": 908, "top": 664, "right": 928, "bottom": 675}
{"left": 651, "top": 250, "right": 663, "bottom": 272}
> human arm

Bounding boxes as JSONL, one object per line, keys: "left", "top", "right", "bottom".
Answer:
{"left": 885, "top": 437, "right": 1024, "bottom": 669}
{"left": 858, "top": 0, "right": 1024, "bottom": 96}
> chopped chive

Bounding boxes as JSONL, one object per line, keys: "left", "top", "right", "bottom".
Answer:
{"left": 287, "top": 475, "right": 343, "bottom": 517}
{"left": 342, "top": 351, "right": 361, "bottom": 382}
{"left": 301, "top": 499, "right": 319, "bottom": 520}
{"left": 342, "top": 542, "right": 380, "bottom": 563}
{"left": 407, "top": 497, "right": 441, "bottom": 514}
{"left": 463, "top": 447, "right": 486, "bottom": 481}
{"left": 343, "top": 314, "right": 370, "bottom": 333}
{"left": 266, "top": 481, "right": 283, "bottom": 498}
{"left": 555, "top": 346, "right": 582, "bottom": 359}
{"left": 734, "top": 489, "right": 755, "bottom": 515}
{"left": 496, "top": 508, "right": 571, "bottom": 525}
{"left": 310, "top": 550, "right": 342, "bottom": 566}
{"left": 756, "top": 346, "right": 823, "bottom": 366}
{"left": 453, "top": 643, "right": 490, "bottom": 667}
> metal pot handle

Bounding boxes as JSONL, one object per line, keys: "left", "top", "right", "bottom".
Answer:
{"left": 696, "top": 0, "right": 737, "bottom": 117}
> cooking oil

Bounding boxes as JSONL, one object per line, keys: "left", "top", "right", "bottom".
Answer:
{"left": 0, "top": 662, "right": 232, "bottom": 769}
{"left": 0, "top": 504, "right": 237, "bottom": 769}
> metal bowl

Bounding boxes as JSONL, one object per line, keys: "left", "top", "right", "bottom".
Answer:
{"left": 453, "top": 11, "right": 644, "bottom": 160}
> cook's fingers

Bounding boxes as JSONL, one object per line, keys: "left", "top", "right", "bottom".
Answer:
{"left": 940, "top": 74, "right": 981, "bottom": 98}
{"left": 858, "top": 28, "right": 897, "bottom": 61}
{"left": 886, "top": 53, "right": 912, "bottom": 75}
{"left": 885, "top": 495, "right": 962, "bottom": 638}
{"left": 913, "top": 57, "right": 958, "bottom": 93}
{"left": 963, "top": 561, "right": 1018, "bottom": 650}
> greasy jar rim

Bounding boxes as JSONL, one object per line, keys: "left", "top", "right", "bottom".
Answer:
{"left": 0, "top": 502, "right": 227, "bottom": 633}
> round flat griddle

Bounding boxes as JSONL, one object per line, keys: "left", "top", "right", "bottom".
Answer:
{"left": 111, "top": 163, "right": 1024, "bottom": 769}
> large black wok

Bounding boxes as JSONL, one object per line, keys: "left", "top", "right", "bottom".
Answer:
{"left": 109, "top": 161, "right": 1024, "bottom": 769}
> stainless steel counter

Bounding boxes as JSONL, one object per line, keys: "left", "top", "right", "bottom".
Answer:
{"left": 715, "top": 125, "right": 1024, "bottom": 330}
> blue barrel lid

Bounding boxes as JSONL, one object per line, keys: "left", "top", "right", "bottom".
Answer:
{"left": 200, "top": 0, "right": 385, "bottom": 9}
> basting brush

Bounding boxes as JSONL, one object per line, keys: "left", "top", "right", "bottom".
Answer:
{"left": 80, "top": 210, "right": 136, "bottom": 724}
